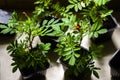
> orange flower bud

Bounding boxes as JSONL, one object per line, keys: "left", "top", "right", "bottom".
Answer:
{"left": 74, "top": 25, "right": 80, "bottom": 30}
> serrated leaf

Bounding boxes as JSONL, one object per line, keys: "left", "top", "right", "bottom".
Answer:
{"left": 85, "top": 0, "right": 90, "bottom": 6}
{"left": 0, "top": 25, "right": 7, "bottom": 28}
{"left": 74, "top": 4, "right": 78, "bottom": 12}
{"left": 46, "top": 31, "right": 62, "bottom": 36}
{"left": 74, "top": 48, "right": 80, "bottom": 51}
{"left": 94, "top": 0, "right": 110, "bottom": 6}
{"left": 92, "top": 21, "right": 102, "bottom": 32}
{"left": 93, "top": 70, "right": 99, "bottom": 78}
{"left": 88, "top": 32, "right": 93, "bottom": 38}
{"left": 63, "top": 51, "right": 72, "bottom": 56}
{"left": 101, "top": 10, "right": 113, "bottom": 18}
{"left": 62, "top": 18, "right": 69, "bottom": 23}
{"left": 48, "top": 18, "right": 55, "bottom": 25}
{"left": 91, "top": 23, "right": 97, "bottom": 31}
{"left": 73, "top": 0, "right": 78, "bottom": 3}
{"left": 69, "top": 55, "right": 75, "bottom": 66}
{"left": 64, "top": 47, "right": 72, "bottom": 51}
{"left": 1, "top": 28, "right": 11, "bottom": 34}
{"left": 52, "top": 19, "right": 60, "bottom": 24}
{"left": 68, "top": 0, "right": 75, "bottom": 4}
{"left": 64, "top": 54, "right": 72, "bottom": 61}
{"left": 78, "top": 3, "right": 82, "bottom": 10}
{"left": 97, "top": 29, "right": 107, "bottom": 34}
{"left": 93, "top": 67, "right": 101, "bottom": 70}
{"left": 70, "top": 15, "right": 76, "bottom": 22}
{"left": 12, "top": 66, "right": 18, "bottom": 73}
{"left": 34, "top": 1, "right": 41, "bottom": 4}
{"left": 74, "top": 53, "right": 80, "bottom": 58}
{"left": 11, "top": 63, "right": 16, "bottom": 66}
{"left": 52, "top": 24, "right": 61, "bottom": 31}
{"left": 94, "top": 32, "right": 98, "bottom": 38}
{"left": 42, "top": 20, "right": 48, "bottom": 25}
{"left": 43, "top": 43, "right": 51, "bottom": 51}
{"left": 67, "top": 5, "right": 74, "bottom": 10}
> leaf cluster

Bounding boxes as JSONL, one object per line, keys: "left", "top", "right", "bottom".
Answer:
{"left": 0, "top": 0, "right": 113, "bottom": 79}
{"left": 7, "top": 40, "right": 51, "bottom": 72}
{"left": 33, "top": 0, "right": 112, "bottom": 79}
{"left": 5, "top": 12, "right": 63, "bottom": 72}
{"left": 0, "top": 12, "right": 18, "bottom": 34}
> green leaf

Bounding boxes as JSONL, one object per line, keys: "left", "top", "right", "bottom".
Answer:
{"left": 93, "top": 0, "right": 110, "bottom": 6}
{"left": 52, "top": 24, "right": 62, "bottom": 31}
{"left": 46, "top": 30, "right": 62, "bottom": 36}
{"left": 97, "top": 29, "right": 107, "bottom": 34}
{"left": 74, "top": 48, "right": 80, "bottom": 51}
{"left": 93, "top": 70, "right": 99, "bottom": 78}
{"left": 94, "top": 32, "right": 98, "bottom": 38}
{"left": 68, "top": 0, "right": 75, "bottom": 4}
{"left": 64, "top": 54, "right": 72, "bottom": 61}
{"left": 74, "top": 53, "right": 80, "bottom": 58}
{"left": 78, "top": 3, "right": 82, "bottom": 10}
{"left": 52, "top": 19, "right": 60, "bottom": 24}
{"left": 48, "top": 18, "right": 55, "bottom": 25}
{"left": 11, "top": 63, "right": 16, "bottom": 66}
{"left": 88, "top": 32, "right": 93, "bottom": 38}
{"left": 64, "top": 47, "right": 72, "bottom": 51}
{"left": 1, "top": 28, "right": 11, "bottom": 34}
{"left": 44, "top": 43, "right": 51, "bottom": 51}
{"left": 91, "top": 21, "right": 102, "bottom": 31}
{"left": 85, "top": 0, "right": 90, "bottom": 6}
{"left": 0, "top": 25, "right": 7, "bottom": 28}
{"left": 12, "top": 66, "right": 18, "bottom": 73}
{"left": 34, "top": 1, "right": 41, "bottom": 4}
{"left": 67, "top": 5, "right": 74, "bottom": 11}
{"left": 73, "top": 0, "right": 78, "bottom": 3}
{"left": 93, "top": 67, "right": 101, "bottom": 70}
{"left": 63, "top": 51, "right": 72, "bottom": 56}
{"left": 74, "top": 4, "right": 78, "bottom": 12}
{"left": 70, "top": 15, "right": 76, "bottom": 22}
{"left": 42, "top": 20, "right": 48, "bottom": 25}
{"left": 101, "top": 10, "right": 113, "bottom": 18}
{"left": 69, "top": 55, "right": 75, "bottom": 66}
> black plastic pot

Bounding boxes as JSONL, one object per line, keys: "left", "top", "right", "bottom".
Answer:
{"left": 19, "top": 62, "right": 50, "bottom": 80}
{"left": 91, "top": 15, "right": 117, "bottom": 44}
{"left": 24, "top": 73, "right": 46, "bottom": 80}
{"left": 64, "top": 67, "right": 91, "bottom": 80}
{"left": 109, "top": 49, "right": 120, "bottom": 80}
{"left": 60, "top": 47, "right": 92, "bottom": 80}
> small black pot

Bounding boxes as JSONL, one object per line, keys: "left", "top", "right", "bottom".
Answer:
{"left": 60, "top": 47, "right": 92, "bottom": 80}
{"left": 91, "top": 15, "right": 117, "bottom": 44}
{"left": 24, "top": 73, "right": 46, "bottom": 80}
{"left": 64, "top": 67, "right": 91, "bottom": 80}
{"left": 109, "top": 49, "right": 120, "bottom": 80}
{"left": 19, "top": 62, "right": 50, "bottom": 80}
